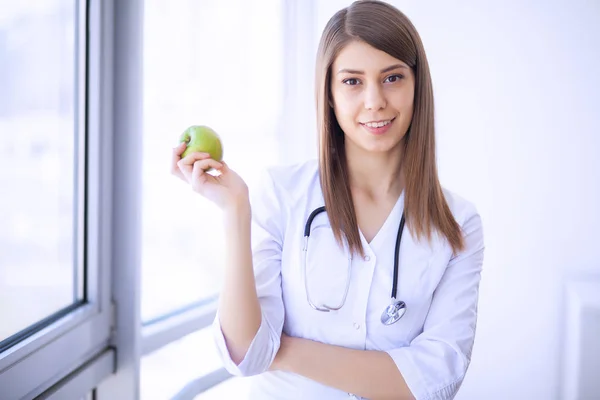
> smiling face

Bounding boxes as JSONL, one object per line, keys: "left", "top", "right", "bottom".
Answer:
{"left": 330, "top": 40, "right": 415, "bottom": 156}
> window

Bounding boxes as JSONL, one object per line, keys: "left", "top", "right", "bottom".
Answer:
{"left": 141, "top": 0, "right": 283, "bottom": 321}
{"left": 139, "top": 0, "right": 284, "bottom": 396}
{"left": 141, "top": 0, "right": 283, "bottom": 322}
{"left": 141, "top": 328, "right": 224, "bottom": 399}
{"left": 0, "top": 0, "right": 84, "bottom": 348}
{"left": 0, "top": 1, "right": 114, "bottom": 398}
{"left": 1, "top": 1, "right": 315, "bottom": 398}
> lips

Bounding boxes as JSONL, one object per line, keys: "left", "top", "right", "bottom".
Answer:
{"left": 362, "top": 119, "right": 393, "bottom": 128}
{"left": 361, "top": 116, "right": 396, "bottom": 125}
{"left": 360, "top": 117, "right": 396, "bottom": 135}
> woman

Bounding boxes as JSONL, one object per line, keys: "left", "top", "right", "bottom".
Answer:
{"left": 172, "top": 1, "right": 484, "bottom": 399}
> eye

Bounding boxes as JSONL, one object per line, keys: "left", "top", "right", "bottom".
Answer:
{"left": 385, "top": 74, "right": 404, "bottom": 83}
{"left": 342, "top": 78, "right": 360, "bottom": 86}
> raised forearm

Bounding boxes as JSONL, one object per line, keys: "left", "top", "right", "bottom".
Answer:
{"left": 277, "top": 336, "right": 414, "bottom": 400}
{"left": 218, "top": 202, "right": 262, "bottom": 364}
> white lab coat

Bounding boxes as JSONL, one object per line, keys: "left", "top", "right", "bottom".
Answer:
{"left": 213, "top": 159, "right": 485, "bottom": 400}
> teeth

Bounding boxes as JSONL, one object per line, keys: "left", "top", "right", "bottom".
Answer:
{"left": 364, "top": 120, "right": 391, "bottom": 128}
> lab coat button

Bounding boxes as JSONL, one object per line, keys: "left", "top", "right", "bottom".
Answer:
{"left": 364, "top": 255, "right": 370, "bottom": 262}
{"left": 353, "top": 322, "right": 361, "bottom": 330}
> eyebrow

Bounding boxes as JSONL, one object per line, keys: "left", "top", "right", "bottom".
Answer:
{"left": 337, "top": 64, "right": 408, "bottom": 75}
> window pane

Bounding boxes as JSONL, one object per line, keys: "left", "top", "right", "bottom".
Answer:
{"left": 142, "top": 0, "right": 283, "bottom": 320}
{"left": 0, "top": 2, "right": 84, "bottom": 343}
{"left": 140, "top": 328, "right": 224, "bottom": 400}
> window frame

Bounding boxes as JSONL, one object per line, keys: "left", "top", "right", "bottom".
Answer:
{"left": 0, "top": 0, "right": 115, "bottom": 398}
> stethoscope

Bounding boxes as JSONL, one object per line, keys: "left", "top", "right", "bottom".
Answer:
{"left": 302, "top": 206, "right": 407, "bottom": 326}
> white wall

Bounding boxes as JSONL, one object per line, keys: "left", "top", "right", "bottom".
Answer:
{"left": 291, "top": 1, "right": 600, "bottom": 399}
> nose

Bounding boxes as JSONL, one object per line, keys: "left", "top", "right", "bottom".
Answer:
{"left": 363, "top": 83, "right": 386, "bottom": 111}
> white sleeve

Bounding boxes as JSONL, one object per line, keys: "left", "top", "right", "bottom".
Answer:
{"left": 212, "top": 168, "right": 286, "bottom": 377}
{"left": 386, "top": 206, "right": 485, "bottom": 400}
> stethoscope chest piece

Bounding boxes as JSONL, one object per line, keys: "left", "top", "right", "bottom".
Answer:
{"left": 380, "top": 299, "right": 407, "bottom": 325}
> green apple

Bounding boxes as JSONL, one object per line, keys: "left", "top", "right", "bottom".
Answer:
{"left": 179, "top": 125, "right": 223, "bottom": 161}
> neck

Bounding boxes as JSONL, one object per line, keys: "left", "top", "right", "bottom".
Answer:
{"left": 345, "top": 141, "right": 405, "bottom": 200}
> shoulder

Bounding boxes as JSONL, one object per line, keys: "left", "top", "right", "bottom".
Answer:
{"left": 442, "top": 187, "right": 477, "bottom": 221}
{"left": 265, "top": 158, "right": 319, "bottom": 189}
{"left": 441, "top": 187, "right": 480, "bottom": 225}
{"left": 441, "top": 187, "right": 484, "bottom": 252}
{"left": 257, "top": 159, "right": 320, "bottom": 204}
{"left": 248, "top": 159, "right": 320, "bottom": 236}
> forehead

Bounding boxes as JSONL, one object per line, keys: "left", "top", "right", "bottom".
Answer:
{"left": 333, "top": 40, "right": 408, "bottom": 71}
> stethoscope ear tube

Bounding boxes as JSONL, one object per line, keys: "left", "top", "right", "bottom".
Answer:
{"left": 391, "top": 213, "right": 406, "bottom": 300}
{"left": 304, "top": 206, "right": 326, "bottom": 237}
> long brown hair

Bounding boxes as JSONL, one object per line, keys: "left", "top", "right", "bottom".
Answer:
{"left": 315, "top": 0, "right": 465, "bottom": 257}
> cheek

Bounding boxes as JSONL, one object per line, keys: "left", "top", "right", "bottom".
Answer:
{"left": 390, "top": 87, "right": 414, "bottom": 111}
{"left": 333, "top": 91, "right": 362, "bottom": 116}
{"left": 401, "top": 88, "right": 415, "bottom": 112}
{"left": 333, "top": 109, "right": 353, "bottom": 135}
{"left": 401, "top": 101, "right": 414, "bottom": 118}
{"left": 333, "top": 100, "right": 357, "bottom": 126}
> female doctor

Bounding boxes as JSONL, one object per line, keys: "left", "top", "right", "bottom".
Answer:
{"left": 172, "top": 1, "right": 484, "bottom": 399}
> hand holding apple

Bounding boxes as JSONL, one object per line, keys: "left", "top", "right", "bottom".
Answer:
{"left": 171, "top": 126, "right": 249, "bottom": 212}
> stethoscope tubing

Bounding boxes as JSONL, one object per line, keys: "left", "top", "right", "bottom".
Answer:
{"left": 302, "top": 206, "right": 407, "bottom": 324}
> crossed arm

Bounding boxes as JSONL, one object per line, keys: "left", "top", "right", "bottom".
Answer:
{"left": 271, "top": 333, "right": 415, "bottom": 400}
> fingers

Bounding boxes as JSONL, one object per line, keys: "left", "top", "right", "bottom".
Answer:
{"left": 192, "top": 158, "right": 224, "bottom": 175}
{"left": 219, "top": 160, "right": 231, "bottom": 173}
{"left": 191, "top": 159, "right": 223, "bottom": 194}
{"left": 171, "top": 143, "right": 187, "bottom": 179}
{"left": 191, "top": 159, "right": 224, "bottom": 192}
{"left": 177, "top": 152, "right": 212, "bottom": 182}
{"left": 173, "top": 142, "right": 187, "bottom": 157}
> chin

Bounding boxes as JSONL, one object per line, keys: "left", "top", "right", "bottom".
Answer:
{"left": 367, "top": 135, "right": 404, "bottom": 150}
{"left": 345, "top": 129, "right": 404, "bottom": 154}
{"left": 360, "top": 142, "right": 396, "bottom": 154}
